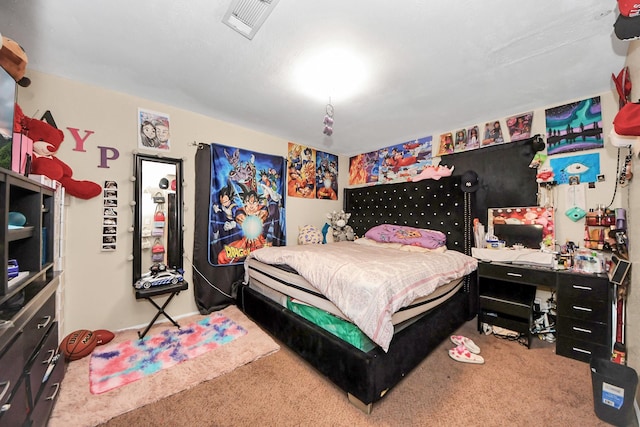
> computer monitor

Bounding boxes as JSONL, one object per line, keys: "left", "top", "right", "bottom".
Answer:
{"left": 493, "top": 223, "right": 544, "bottom": 249}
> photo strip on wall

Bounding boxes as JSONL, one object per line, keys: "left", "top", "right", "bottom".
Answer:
{"left": 102, "top": 180, "right": 118, "bottom": 251}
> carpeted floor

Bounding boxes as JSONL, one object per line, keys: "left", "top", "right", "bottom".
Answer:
{"left": 98, "top": 318, "right": 619, "bottom": 426}
{"left": 49, "top": 306, "right": 280, "bottom": 427}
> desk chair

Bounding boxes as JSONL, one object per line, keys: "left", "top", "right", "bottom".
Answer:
{"left": 134, "top": 281, "right": 189, "bottom": 339}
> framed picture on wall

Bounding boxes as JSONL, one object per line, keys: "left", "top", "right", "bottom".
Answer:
{"left": 138, "top": 108, "right": 171, "bottom": 151}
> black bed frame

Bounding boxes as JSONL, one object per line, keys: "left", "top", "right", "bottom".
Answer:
{"left": 238, "top": 176, "right": 477, "bottom": 413}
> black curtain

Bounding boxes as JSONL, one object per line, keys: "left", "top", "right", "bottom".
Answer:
{"left": 192, "top": 144, "right": 242, "bottom": 313}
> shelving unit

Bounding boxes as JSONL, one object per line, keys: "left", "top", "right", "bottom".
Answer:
{"left": 0, "top": 168, "right": 64, "bottom": 426}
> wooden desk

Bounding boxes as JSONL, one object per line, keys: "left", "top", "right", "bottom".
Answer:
{"left": 477, "top": 261, "right": 612, "bottom": 362}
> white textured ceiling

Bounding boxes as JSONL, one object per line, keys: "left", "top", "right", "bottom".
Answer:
{"left": 0, "top": 1, "right": 629, "bottom": 156}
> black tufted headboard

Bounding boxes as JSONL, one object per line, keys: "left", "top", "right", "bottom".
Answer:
{"left": 344, "top": 176, "right": 472, "bottom": 255}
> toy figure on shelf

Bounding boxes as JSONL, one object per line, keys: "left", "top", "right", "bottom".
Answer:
{"left": 14, "top": 104, "right": 101, "bottom": 199}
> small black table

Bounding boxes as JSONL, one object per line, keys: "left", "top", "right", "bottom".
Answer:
{"left": 134, "top": 281, "right": 189, "bottom": 339}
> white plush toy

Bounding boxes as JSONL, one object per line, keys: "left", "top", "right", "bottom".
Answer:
{"left": 326, "top": 210, "right": 355, "bottom": 242}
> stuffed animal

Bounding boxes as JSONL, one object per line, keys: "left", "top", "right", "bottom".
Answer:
{"left": 326, "top": 210, "right": 355, "bottom": 242}
{"left": 14, "top": 104, "right": 101, "bottom": 199}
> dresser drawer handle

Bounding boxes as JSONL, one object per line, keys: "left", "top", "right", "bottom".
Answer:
{"left": 37, "top": 315, "right": 52, "bottom": 329}
{"left": 0, "top": 381, "right": 10, "bottom": 405}
{"left": 572, "top": 326, "right": 592, "bottom": 334}
{"left": 42, "top": 349, "right": 56, "bottom": 365}
{"left": 572, "top": 306, "right": 592, "bottom": 312}
{"left": 506, "top": 272, "right": 523, "bottom": 278}
{"left": 572, "top": 285, "right": 593, "bottom": 291}
{"left": 46, "top": 383, "right": 60, "bottom": 401}
{"left": 573, "top": 347, "right": 592, "bottom": 355}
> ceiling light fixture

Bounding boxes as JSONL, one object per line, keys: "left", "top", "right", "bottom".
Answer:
{"left": 294, "top": 48, "right": 368, "bottom": 102}
{"left": 222, "top": 0, "right": 280, "bottom": 40}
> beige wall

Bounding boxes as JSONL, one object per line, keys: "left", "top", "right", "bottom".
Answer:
{"left": 19, "top": 70, "right": 630, "bottom": 351}
{"left": 623, "top": 40, "right": 640, "bottom": 392}
{"left": 18, "top": 70, "right": 344, "bottom": 335}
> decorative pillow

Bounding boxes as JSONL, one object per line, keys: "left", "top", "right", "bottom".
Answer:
{"left": 354, "top": 236, "right": 447, "bottom": 253}
{"left": 298, "top": 224, "right": 323, "bottom": 245}
{"left": 364, "top": 224, "right": 446, "bottom": 249}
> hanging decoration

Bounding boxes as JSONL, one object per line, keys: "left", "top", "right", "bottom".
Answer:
{"left": 323, "top": 101, "right": 334, "bottom": 136}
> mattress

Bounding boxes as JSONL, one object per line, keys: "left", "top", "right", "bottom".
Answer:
{"left": 246, "top": 258, "right": 464, "bottom": 327}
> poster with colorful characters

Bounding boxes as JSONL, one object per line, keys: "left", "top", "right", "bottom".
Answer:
{"left": 315, "top": 151, "right": 338, "bottom": 199}
{"left": 287, "top": 143, "right": 317, "bottom": 198}
{"left": 506, "top": 112, "right": 533, "bottom": 142}
{"left": 549, "top": 152, "right": 600, "bottom": 185}
{"left": 482, "top": 120, "right": 504, "bottom": 146}
{"left": 545, "top": 97, "right": 603, "bottom": 155}
{"left": 348, "top": 150, "right": 378, "bottom": 185}
{"left": 378, "top": 136, "right": 432, "bottom": 183}
{"left": 208, "top": 144, "right": 286, "bottom": 266}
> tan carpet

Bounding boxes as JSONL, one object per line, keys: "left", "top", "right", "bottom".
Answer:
{"left": 100, "top": 318, "right": 615, "bottom": 426}
{"left": 49, "top": 305, "right": 279, "bottom": 427}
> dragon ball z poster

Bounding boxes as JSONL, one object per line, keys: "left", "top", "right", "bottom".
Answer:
{"left": 287, "top": 143, "right": 316, "bottom": 198}
{"left": 208, "top": 144, "right": 286, "bottom": 266}
{"left": 377, "top": 136, "right": 433, "bottom": 184}
{"left": 316, "top": 151, "right": 339, "bottom": 199}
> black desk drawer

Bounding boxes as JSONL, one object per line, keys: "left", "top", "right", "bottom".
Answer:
{"left": 26, "top": 322, "right": 58, "bottom": 404}
{"left": 557, "top": 274, "right": 610, "bottom": 303}
{"left": 557, "top": 316, "right": 609, "bottom": 345}
{"left": 557, "top": 298, "right": 609, "bottom": 322}
{"left": 23, "top": 293, "right": 56, "bottom": 361}
{"left": 556, "top": 336, "right": 610, "bottom": 363}
{"left": 478, "top": 262, "right": 556, "bottom": 287}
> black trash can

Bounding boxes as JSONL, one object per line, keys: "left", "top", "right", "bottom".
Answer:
{"left": 590, "top": 358, "right": 638, "bottom": 426}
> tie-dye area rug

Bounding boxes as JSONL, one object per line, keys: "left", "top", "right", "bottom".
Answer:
{"left": 49, "top": 306, "right": 279, "bottom": 427}
{"left": 89, "top": 311, "right": 247, "bottom": 394}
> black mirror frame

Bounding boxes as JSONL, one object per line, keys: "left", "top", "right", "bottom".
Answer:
{"left": 133, "top": 154, "right": 184, "bottom": 284}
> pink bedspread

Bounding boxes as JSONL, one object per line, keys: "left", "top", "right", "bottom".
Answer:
{"left": 246, "top": 241, "right": 477, "bottom": 351}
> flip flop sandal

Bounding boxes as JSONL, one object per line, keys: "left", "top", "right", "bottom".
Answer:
{"left": 450, "top": 335, "right": 481, "bottom": 354}
{"left": 448, "top": 344, "right": 485, "bottom": 364}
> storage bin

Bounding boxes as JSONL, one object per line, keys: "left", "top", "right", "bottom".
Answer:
{"left": 590, "top": 357, "right": 638, "bottom": 426}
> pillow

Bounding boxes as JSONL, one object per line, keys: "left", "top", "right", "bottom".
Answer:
{"left": 364, "top": 224, "right": 446, "bottom": 249}
{"left": 298, "top": 225, "right": 323, "bottom": 245}
{"left": 353, "top": 237, "right": 404, "bottom": 249}
{"left": 354, "top": 236, "right": 447, "bottom": 253}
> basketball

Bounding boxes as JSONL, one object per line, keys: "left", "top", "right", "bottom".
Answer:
{"left": 94, "top": 329, "right": 115, "bottom": 346}
{"left": 60, "top": 329, "right": 98, "bottom": 361}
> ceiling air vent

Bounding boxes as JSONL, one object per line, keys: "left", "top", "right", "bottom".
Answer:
{"left": 222, "top": 0, "right": 280, "bottom": 40}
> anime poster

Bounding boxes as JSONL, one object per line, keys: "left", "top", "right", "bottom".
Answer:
{"left": 506, "top": 112, "right": 533, "bottom": 142}
{"left": 438, "top": 132, "right": 454, "bottom": 156}
{"left": 466, "top": 125, "right": 481, "bottom": 150}
{"left": 208, "top": 144, "right": 286, "bottom": 266}
{"left": 549, "top": 152, "right": 600, "bottom": 185}
{"left": 287, "top": 143, "right": 316, "bottom": 198}
{"left": 545, "top": 97, "right": 603, "bottom": 155}
{"left": 315, "top": 151, "right": 339, "bottom": 199}
{"left": 138, "top": 108, "right": 171, "bottom": 151}
{"left": 348, "top": 150, "right": 379, "bottom": 185}
{"left": 378, "top": 136, "right": 432, "bottom": 183}
{"left": 482, "top": 120, "right": 504, "bottom": 146}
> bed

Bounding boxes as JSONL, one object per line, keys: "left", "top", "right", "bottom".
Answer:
{"left": 238, "top": 175, "right": 478, "bottom": 413}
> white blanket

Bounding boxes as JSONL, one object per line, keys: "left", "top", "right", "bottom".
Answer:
{"left": 245, "top": 241, "right": 478, "bottom": 352}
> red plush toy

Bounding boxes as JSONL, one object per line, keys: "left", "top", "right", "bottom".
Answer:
{"left": 14, "top": 104, "right": 101, "bottom": 199}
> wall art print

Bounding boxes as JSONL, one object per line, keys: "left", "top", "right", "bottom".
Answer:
{"left": 138, "top": 108, "right": 171, "bottom": 151}
{"left": 208, "top": 144, "right": 286, "bottom": 266}
{"left": 506, "top": 112, "right": 533, "bottom": 142}
{"left": 315, "top": 151, "right": 339, "bottom": 199}
{"left": 287, "top": 143, "right": 316, "bottom": 198}
{"left": 549, "top": 152, "right": 600, "bottom": 185}
{"left": 482, "top": 120, "right": 504, "bottom": 146}
{"left": 545, "top": 97, "right": 603, "bottom": 155}
{"left": 348, "top": 150, "right": 379, "bottom": 185}
{"left": 377, "top": 136, "right": 432, "bottom": 184}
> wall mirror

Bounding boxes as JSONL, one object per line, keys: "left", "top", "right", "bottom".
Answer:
{"left": 133, "top": 154, "right": 184, "bottom": 284}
